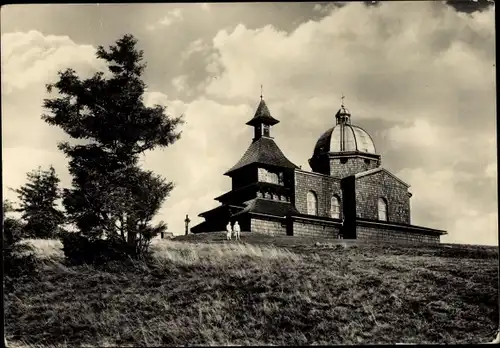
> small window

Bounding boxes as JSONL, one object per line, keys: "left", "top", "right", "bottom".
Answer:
{"left": 364, "top": 159, "right": 370, "bottom": 165}
{"left": 307, "top": 191, "right": 318, "bottom": 215}
{"left": 278, "top": 172, "right": 284, "bottom": 185}
{"left": 330, "top": 195, "right": 341, "bottom": 219}
{"left": 263, "top": 124, "right": 270, "bottom": 137}
{"left": 340, "top": 158, "right": 348, "bottom": 164}
{"left": 378, "top": 198, "right": 388, "bottom": 221}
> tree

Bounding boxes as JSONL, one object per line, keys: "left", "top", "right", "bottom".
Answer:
{"left": 12, "top": 166, "right": 65, "bottom": 239}
{"left": 42, "top": 34, "right": 183, "bottom": 257}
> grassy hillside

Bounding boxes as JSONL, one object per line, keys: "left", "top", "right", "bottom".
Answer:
{"left": 4, "top": 233, "right": 499, "bottom": 347}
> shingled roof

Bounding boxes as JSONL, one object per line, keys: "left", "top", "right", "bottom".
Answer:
{"left": 198, "top": 204, "right": 244, "bottom": 218}
{"left": 224, "top": 137, "right": 299, "bottom": 176}
{"left": 246, "top": 99, "right": 280, "bottom": 126}
{"left": 232, "top": 198, "right": 300, "bottom": 218}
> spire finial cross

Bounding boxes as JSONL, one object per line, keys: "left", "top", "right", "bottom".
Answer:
{"left": 341, "top": 93, "right": 345, "bottom": 108}
{"left": 260, "top": 84, "right": 263, "bottom": 100}
{"left": 184, "top": 214, "right": 191, "bottom": 236}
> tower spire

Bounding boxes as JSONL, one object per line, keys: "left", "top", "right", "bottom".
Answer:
{"left": 246, "top": 91, "right": 280, "bottom": 142}
{"left": 336, "top": 93, "right": 351, "bottom": 125}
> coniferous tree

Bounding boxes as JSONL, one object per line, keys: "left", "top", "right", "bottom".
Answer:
{"left": 13, "top": 166, "right": 65, "bottom": 239}
{"left": 42, "top": 34, "right": 183, "bottom": 256}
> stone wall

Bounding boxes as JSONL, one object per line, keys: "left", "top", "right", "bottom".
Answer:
{"left": 293, "top": 220, "right": 340, "bottom": 238}
{"left": 357, "top": 225, "right": 440, "bottom": 244}
{"left": 294, "top": 170, "right": 342, "bottom": 217}
{"left": 329, "top": 156, "right": 379, "bottom": 178}
{"left": 250, "top": 217, "right": 286, "bottom": 236}
{"left": 355, "top": 170, "right": 411, "bottom": 224}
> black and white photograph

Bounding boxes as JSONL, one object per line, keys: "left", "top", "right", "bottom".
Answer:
{"left": 2, "top": 1, "right": 498, "bottom": 346}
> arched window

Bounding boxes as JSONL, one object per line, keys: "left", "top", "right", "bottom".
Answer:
{"left": 330, "top": 195, "right": 341, "bottom": 219}
{"left": 378, "top": 198, "right": 388, "bottom": 221}
{"left": 307, "top": 191, "right": 318, "bottom": 215}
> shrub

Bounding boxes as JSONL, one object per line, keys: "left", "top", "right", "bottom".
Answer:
{"left": 3, "top": 204, "right": 42, "bottom": 294}
{"left": 4, "top": 220, "right": 39, "bottom": 294}
{"left": 3, "top": 217, "right": 25, "bottom": 246}
{"left": 61, "top": 233, "right": 144, "bottom": 265}
{"left": 4, "top": 245, "right": 38, "bottom": 278}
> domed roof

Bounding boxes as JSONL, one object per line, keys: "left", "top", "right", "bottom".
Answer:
{"left": 313, "top": 103, "right": 376, "bottom": 156}
{"left": 314, "top": 124, "right": 376, "bottom": 155}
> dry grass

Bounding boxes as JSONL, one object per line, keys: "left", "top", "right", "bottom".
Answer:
{"left": 4, "top": 233, "right": 499, "bottom": 346}
{"left": 20, "top": 239, "right": 64, "bottom": 261}
{"left": 150, "top": 238, "right": 301, "bottom": 266}
{"left": 6, "top": 339, "right": 127, "bottom": 348}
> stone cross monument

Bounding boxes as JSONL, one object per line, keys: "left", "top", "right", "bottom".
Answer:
{"left": 184, "top": 214, "right": 191, "bottom": 235}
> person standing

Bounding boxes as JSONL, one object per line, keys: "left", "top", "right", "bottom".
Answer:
{"left": 226, "top": 221, "right": 232, "bottom": 241}
{"left": 233, "top": 221, "right": 241, "bottom": 241}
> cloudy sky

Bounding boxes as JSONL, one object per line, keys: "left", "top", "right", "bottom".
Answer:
{"left": 1, "top": 1, "right": 497, "bottom": 245}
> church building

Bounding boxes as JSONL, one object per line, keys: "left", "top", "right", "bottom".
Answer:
{"left": 191, "top": 96, "right": 447, "bottom": 244}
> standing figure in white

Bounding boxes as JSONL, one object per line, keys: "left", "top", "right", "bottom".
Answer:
{"left": 233, "top": 221, "right": 241, "bottom": 241}
{"left": 226, "top": 221, "right": 232, "bottom": 241}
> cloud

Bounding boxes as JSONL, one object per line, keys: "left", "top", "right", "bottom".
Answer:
{"left": 146, "top": 8, "right": 183, "bottom": 31}
{"left": 312, "top": 2, "right": 344, "bottom": 14}
{"left": 1, "top": 30, "right": 104, "bottom": 94}
{"left": 204, "top": 1, "right": 494, "bottom": 120}
{"left": 200, "top": 3, "right": 211, "bottom": 12}
{"left": 180, "top": 38, "right": 210, "bottom": 61}
{"left": 485, "top": 162, "right": 497, "bottom": 179}
{"left": 384, "top": 119, "right": 496, "bottom": 171}
{"left": 171, "top": 75, "right": 188, "bottom": 93}
{"left": 1, "top": 30, "right": 106, "bottom": 171}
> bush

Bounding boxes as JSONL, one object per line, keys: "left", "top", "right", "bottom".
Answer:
{"left": 61, "top": 233, "right": 144, "bottom": 265}
{"left": 4, "top": 245, "right": 38, "bottom": 278}
{"left": 3, "top": 217, "right": 25, "bottom": 247}
{"left": 4, "top": 220, "right": 39, "bottom": 293}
